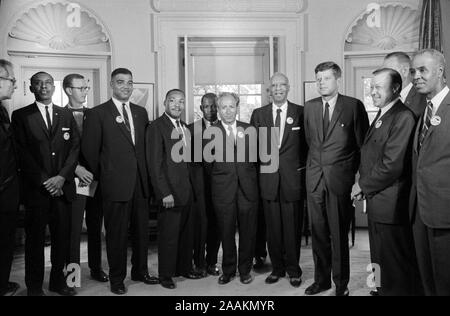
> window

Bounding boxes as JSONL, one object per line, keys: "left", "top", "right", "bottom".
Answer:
{"left": 193, "top": 84, "right": 262, "bottom": 123}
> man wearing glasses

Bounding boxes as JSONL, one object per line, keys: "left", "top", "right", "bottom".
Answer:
{"left": 0, "top": 59, "right": 19, "bottom": 296}
{"left": 62, "top": 74, "right": 108, "bottom": 285}
{"left": 11, "top": 72, "right": 80, "bottom": 296}
{"left": 82, "top": 68, "right": 159, "bottom": 295}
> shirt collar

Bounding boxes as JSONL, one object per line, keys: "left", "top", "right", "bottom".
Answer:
{"left": 400, "top": 82, "right": 413, "bottom": 102}
{"left": 165, "top": 112, "right": 182, "bottom": 127}
{"left": 322, "top": 94, "right": 338, "bottom": 108}
{"left": 429, "top": 86, "right": 450, "bottom": 108}
{"left": 221, "top": 120, "right": 237, "bottom": 131}
{"left": 36, "top": 101, "right": 53, "bottom": 110}
{"left": 379, "top": 97, "right": 399, "bottom": 118}
{"left": 203, "top": 118, "right": 218, "bottom": 127}
{"left": 112, "top": 97, "right": 130, "bottom": 109}
{"left": 272, "top": 101, "right": 288, "bottom": 113}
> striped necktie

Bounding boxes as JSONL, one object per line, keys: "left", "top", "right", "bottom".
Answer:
{"left": 418, "top": 101, "right": 433, "bottom": 151}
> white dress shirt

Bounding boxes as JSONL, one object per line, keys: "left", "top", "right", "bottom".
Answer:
{"left": 112, "top": 97, "right": 135, "bottom": 144}
{"left": 272, "top": 102, "right": 288, "bottom": 147}
{"left": 322, "top": 94, "right": 338, "bottom": 121}
{"left": 36, "top": 101, "right": 53, "bottom": 128}
{"left": 400, "top": 82, "right": 413, "bottom": 103}
{"left": 427, "top": 86, "right": 450, "bottom": 117}
{"left": 165, "top": 112, "right": 187, "bottom": 145}
{"left": 377, "top": 98, "right": 399, "bottom": 121}
{"left": 221, "top": 120, "right": 237, "bottom": 139}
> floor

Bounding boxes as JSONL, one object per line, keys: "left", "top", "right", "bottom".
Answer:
{"left": 9, "top": 229, "right": 372, "bottom": 296}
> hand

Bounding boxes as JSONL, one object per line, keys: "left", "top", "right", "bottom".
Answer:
{"left": 50, "top": 188, "right": 64, "bottom": 198}
{"left": 75, "top": 166, "right": 93, "bottom": 186}
{"left": 162, "top": 195, "right": 175, "bottom": 209}
{"left": 351, "top": 182, "right": 362, "bottom": 200}
{"left": 43, "top": 176, "right": 65, "bottom": 196}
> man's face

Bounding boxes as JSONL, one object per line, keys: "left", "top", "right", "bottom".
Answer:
{"left": 371, "top": 72, "right": 395, "bottom": 109}
{"left": 30, "top": 73, "right": 55, "bottom": 103}
{"left": 201, "top": 97, "right": 217, "bottom": 122}
{"left": 316, "top": 69, "right": 340, "bottom": 98}
{"left": 111, "top": 73, "right": 133, "bottom": 102}
{"left": 383, "top": 57, "right": 409, "bottom": 86}
{"left": 218, "top": 96, "right": 238, "bottom": 125}
{"left": 67, "top": 78, "right": 88, "bottom": 106}
{"left": 0, "top": 66, "right": 16, "bottom": 101}
{"left": 270, "top": 74, "right": 290, "bottom": 105}
{"left": 412, "top": 53, "right": 444, "bottom": 96}
{"left": 165, "top": 91, "right": 185, "bottom": 119}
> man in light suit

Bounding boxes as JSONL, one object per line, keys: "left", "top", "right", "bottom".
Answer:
{"left": 188, "top": 93, "right": 221, "bottom": 277}
{"left": 250, "top": 73, "right": 307, "bottom": 287}
{"left": 410, "top": 49, "right": 450, "bottom": 296}
{"left": 304, "top": 62, "right": 369, "bottom": 296}
{"left": 383, "top": 52, "right": 427, "bottom": 119}
{"left": 82, "top": 68, "right": 158, "bottom": 295}
{"left": 352, "top": 68, "right": 420, "bottom": 296}
{"left": 0, "top": 59, "right": 20, "bottom": 296}
{"left": 147, "top": 89, "right": 201, "bottom": 290}
{"left": 11, "top": 72, "right": 80, "bottom": 296}
{"left": 211, "top": 92, "right": 259, "bottom": 285}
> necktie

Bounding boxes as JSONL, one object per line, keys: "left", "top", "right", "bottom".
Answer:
{"left": 418, "top": 101, "right": 433, "bottom": 151}
{"left": 323, "top": 102, "right": 330, "bottom": 137}
{"left": 227, "top": 124, "right": 235, "bottom": 144}
{"left": 370, "top": 109, "right": 382, "bottom": 130}
{"left": 275, "top": 108, "right": 282, "bottom": 128}
{"left": 176, "top": 120, "right": 186, "bottom": 145}
{"left": 122, "top": 103, "right": 131, "bottom": 132}
{"left": 45, "top": 106, "right": 52, "bottom": 134}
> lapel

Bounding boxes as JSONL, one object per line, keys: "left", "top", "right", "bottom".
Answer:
{"left": 161, "top": 113, "right": 187, "bottom": 146}
{"left": 413, "top": 112, "right": 423, "bottom": 155}
{"left": 107, "top": 100, "right": 134, "bottom": 146}
{"left": 314, "top": 99, "right": 324, "bottom": 142}
{"left": 363, "top": 101, "right": 399, "bottom": 145}
{"left": 404, "top": 85, "right": 416, "bottom": 107}
{"left": 280, "top": 102, "right": 296, "bottom": 148}
{"left": 325, "top": 94, "right": 344, "bottom": 140}
{"left": 264, "top": 104, "right": 274, "bottom": 128}
{"left": 30, "top": 103, "right": 51, "bottom": 139}
{"left": 130, "top": 103, "right": 139, "bottom": 146}
{"left": 51, "top": 105, "right": 61, "bottom": 138}
{"left": 422, "top": 90, "right": 450, "bottom": 144}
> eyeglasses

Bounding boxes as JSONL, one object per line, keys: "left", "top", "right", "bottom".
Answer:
{"left": 0, "top": 76, "right": 17, "bottom": 85}
{"left": 70, "top": 86, "right": 91, "bottom": 92}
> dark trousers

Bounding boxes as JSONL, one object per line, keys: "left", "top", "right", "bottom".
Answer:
{"left": 158, "top": 203, "right": 194, "bottom": 278}
{"left": 264, "top": 198, "right": 303, "bottom": 278}
{"left": 214, "top": 187, "right": 258, "bottom": 276}
{"left": 368, "top": 219, "right": 422, "bottom": 296}
{"left": 25, "top": 196, "right": 71, "bottom": 291}
{"left": 68, "top": 192, "right": 104, "bottom": 272}
{"left": 308, "top": 177, "right": 352, "bottom": 290}
{"left": 103, "top": 178, "right": 149, "bottom": 286}
{"left": 0, "top": 180, "right": 19, "bottom": 292}
{"left": 413, "top": 210, "right": 450, "bottom": 296}
{"left": 254, "top": 201, "right": 267, "bottom": 259}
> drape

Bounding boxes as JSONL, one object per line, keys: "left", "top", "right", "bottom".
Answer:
{"left": 419, "top": 0, "right": 442, "bottom": 51}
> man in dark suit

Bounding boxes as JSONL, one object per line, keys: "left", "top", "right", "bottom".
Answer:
{"left": 211, "top": 92, "right": 259, "bottom": 285}
{"left": 0, "top": 59, "right": 20, "bottom": 296}
{"left": 383, "top": 52, "right": 427, "bottom": 118}
{"left": 352, "top": 68, "right": 419, "bottom": 296}
{"left": 82, "top": 68, "right": 158, "bottom": 295}
{"left": 11, "top": 72, "right": 80, "bottom": 296}
{"left": 304, "top": 62, "right": 369, "bottom": 296}
{"left": 410, "top": 49, "right": 450, "bottom": 296}
{"left": 63, "top": 74, "right": 108, "bottom": 284}
{"left": 188, "top": 93, "right": 221, "bottom": 277}
{"left": 147, "top": 89, "right": 201, "bottom": 290}
{"left": 250, "top": 73, "right": 307, "bottom": 287}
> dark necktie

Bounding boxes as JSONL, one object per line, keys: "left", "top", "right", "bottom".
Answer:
{"left": 0, "top": 104, "right": 10, "bottom": 131}
{"left": 122, "top": 103, "right": 131, "bottom": 132}
{"left": 323, "top": 102, "right": 330, "bottom": 137}
{"left": 176, "top": 120, "right": 186, "bottom": 145}
{"left": 275, "top": 108, "right": 282, "bottom": 128}
{"left": 418, "top": 101, "right": 433, "bottom": 151}
{"left": 45, "top": 106, "right": 52, "bottom": 134}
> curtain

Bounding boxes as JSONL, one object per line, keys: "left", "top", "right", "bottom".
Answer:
{"left": 419, "top": 0, "right": 442, "bottom": 51}
{"left": 440, "top": 0, "right": 450, "bottom": 80}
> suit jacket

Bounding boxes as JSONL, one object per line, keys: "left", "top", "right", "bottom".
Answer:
{"left": 359, "top": 101, "right": 416, "bottom": 224}
{"left": 0, "top": 103, "right": 18, "bottom": 196}
{"left": 11, "top": 103, "right": 80, "bottom": 206}
{"left": 81, "top": 100, "right": 150, "bottom": 202}
{"left": 305, "top": 94, "right": 369, "bottom": 195}
{"left": 410, "top": 89, "right": 450, "bottom": 228}
{"left": 404, "top": 85, "right": 427, "bottom": 119}
{"left": 147, "top": 114, "right": 192, "bottom": 206}
{"left": 209, "top": 121, "right": 259, "bottom": 204}
{"left": 250, "top": 102, "right": 307, "bottom": 202}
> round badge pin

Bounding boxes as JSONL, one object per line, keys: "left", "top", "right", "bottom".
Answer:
{"left": 375, "top": 120, "right": 383, "bottom": 129}
{"left": 286, "top": 117, "right": 294, "bottom": 125}
{"left": 116, "top": 116, "right": 123, "bottom": 124}
{"left": 238, "top": 131, "right": 244, "bottom": 138}
{"left": 431, "top": 116, "right": 441, "bottom": 126}
{"left": 63, "top": 132, "right": 70, "bottom": 141}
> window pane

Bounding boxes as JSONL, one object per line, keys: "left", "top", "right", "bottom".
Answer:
{"left": 239, "top": 96, "right": 262, "bottom": 123}
{"left": 216, "top": 85, "right": 239, "bottom": 94}
{"left": 193, "top": 85, "right": 206, "bottom": 95}
{"left": 240, "top": 84, "right": 261, "bottom": 95}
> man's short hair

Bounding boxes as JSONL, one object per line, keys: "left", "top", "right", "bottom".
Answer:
{"left": 63, "top": 74, "right": 85, "bottom": 91}
{"left": 414, "top": 49, "right": 447, "bottom": 68}
{"left": 30, "top": 72, "right": 54, "bottom": 84}
{"left": 270, "top": 72, "right": 290, "bottom": 85}
{"left": 384, "top": 51, "right": 411, "bottom": 65}
{"left": 0, "top": 59, "right": 13, "bottom": 76}
{"left": 218, "top": 92, "right": 240, "bottom": 107}
{"left": 165, "top": 89, "right": 185, "bottom": 100}
{"left": 373, "top": 68, "right": 403, "bottom": 94}
{"left": 315, "top": 62, "right": 342, "bottom": 79}
{"left": 201, "top": 93, "right": 217, "bottom": 105}
{"left": 111, "top": 68, "right": 133, "bottom": 80}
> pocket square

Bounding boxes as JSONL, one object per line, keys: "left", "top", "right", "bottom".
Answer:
{"left": 292, "top": 127, "right": 301, "bottom": 131}
{"left": 62, "top": 128, "right": 71, "bottom": 131}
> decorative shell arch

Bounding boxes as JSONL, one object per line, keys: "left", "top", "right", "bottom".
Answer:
{"left": 8, "top": 2, "right": 110, "bottom": 51}
{"left": 345, "top": 4, "right": 420, "bottom": 51}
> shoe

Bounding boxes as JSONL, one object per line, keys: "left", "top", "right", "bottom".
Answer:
{"left": 265, "top": 274, "right": 281, "bottom": 284}
{"left": 304, "top": 283, "right": 331, "bottom": 295}
{"left": 370, "top": 290, "right": 379, "bottom": 296}
{"left": 91, "top": 270, "right": 109, "bottom": 283}
{"left": 240, "top": 274, "right": 253, "bottom": 284}
{"left": 49, "top": 285, "right": 77, "bottom": 296}
{"left": 0, "top": 282, "right": 20, "bottom": 296}
{"left": 132, "top": 273, "right": 160, "bottom": 285}
{"left": 218, "top": 274, "right": 235, "bottom": 285}
{"left": 289, "top": 277, "right": 302, "bottom": 288}
{"left": 27, "top": 289, "right": 46, "bottom": 296}
{"left": 336, "top": 287, "right": 350, "bottom": 296}
{"left": 160, "top": 277, "right": 176, "bottom": 289}
{"left": 110, "top": 283, "right": 127, "bottom": 295}
{"left": 181, "top": 270, "right": 203, "bottom": 280}
{"left": 207, "top": 264, "right": 220, "bottom": 276}
{"left": 253, "top": 257, "right": 266, "bottom": 270}
{"left": 196, "top": 268, "right": 208, "bottom": 278}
